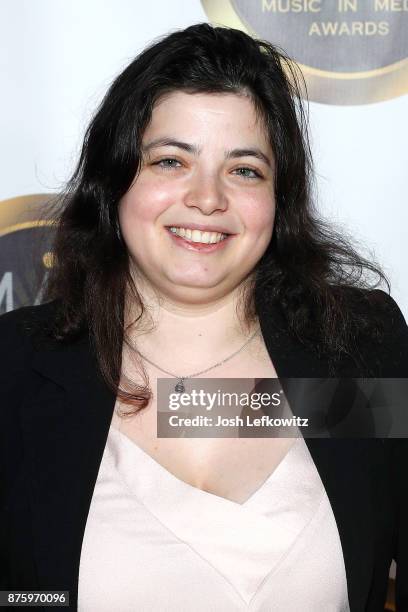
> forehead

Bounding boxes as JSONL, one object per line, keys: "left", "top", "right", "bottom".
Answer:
{"left": 143, "top": 91, "right": 270, "bottom": 147}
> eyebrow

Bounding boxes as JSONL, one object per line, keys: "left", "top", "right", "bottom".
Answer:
{"left": 141, "top": 138, "right": 272, "bottom": 167}
{"left": 226, "top": 148, "right": 272, "bottom": 167}
{"left": 142, "top": 138, "right": 199, "bottom": 155}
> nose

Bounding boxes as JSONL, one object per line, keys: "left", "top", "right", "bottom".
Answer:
{"left": 184, "top": 170, "right": 228, "bottom": 215}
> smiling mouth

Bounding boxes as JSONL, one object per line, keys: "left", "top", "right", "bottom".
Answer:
{"left": 165, "top": 226, "right": 234, "bottom": 252}
{"left": 167, "top": 226, "right": 229, "bottom": 244}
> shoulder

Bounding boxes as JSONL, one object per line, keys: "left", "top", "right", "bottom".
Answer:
{"left": 344, "top": 288, "right": 408, "bottom": 376}
{"left": 0, "top": 299, "right": 60, "bottom": 337}
{"left": 0, "top": 299, "right": 59, "bottom": 333}
{"left": 358, "top": 288, "right": 407, "bottom": 321}
{"left": 305, "top": 286, "right": 405, "bottom": 375}
{"left": 0, "top": 299, "right": 61, "bottom": 372}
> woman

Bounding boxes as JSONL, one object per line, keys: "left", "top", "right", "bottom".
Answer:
{"left": 1, "top": 23, "right": 407, "bottom": 612}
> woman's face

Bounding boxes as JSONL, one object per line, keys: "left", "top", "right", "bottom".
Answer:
{"left": 119, "top": 91, "right": 276, "bottom": 304}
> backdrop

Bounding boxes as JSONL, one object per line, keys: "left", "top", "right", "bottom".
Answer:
{"left": 1, "top": 0, "right": 407, "bottom": 319}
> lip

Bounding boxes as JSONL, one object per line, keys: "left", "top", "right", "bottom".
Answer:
{"left": 165, "top": 223, "right": 235, "bottom": 235}
{"left": 165, "top": 227, "right": 234, "bottom": 252}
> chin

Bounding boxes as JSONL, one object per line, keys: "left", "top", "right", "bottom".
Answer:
{"left": 164, "top": 280, "right": 232, "bottom": 302}
{"left": 165, "top": 270, "right": 223, "bottom": 287}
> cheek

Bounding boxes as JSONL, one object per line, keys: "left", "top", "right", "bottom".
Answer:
{"left": 119, "top": 177, "right": 178, "bottom": 227}
{"left": 241, "top": 192, "right": 276, "bottom": 233}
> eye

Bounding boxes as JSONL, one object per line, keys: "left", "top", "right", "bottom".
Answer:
{"left": 233, "top": 167, "right": 262, "bottom": 179}
{"left": 152, "top": 158, "right": 182, "bottom": 170}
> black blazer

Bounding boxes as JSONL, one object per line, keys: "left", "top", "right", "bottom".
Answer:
{"left": 1, "top": 291, "right": 408, "bottom": 612}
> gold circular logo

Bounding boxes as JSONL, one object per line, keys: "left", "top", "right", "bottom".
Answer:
{"left": 0, "top": 194, "right": 57, "bottom": 312}
{"left": 201, "top": 0, "right": 408, "bottom": 104}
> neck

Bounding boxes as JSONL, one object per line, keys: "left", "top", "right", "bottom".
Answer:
{"left": 124, "top": 277, "right": 258, "bottom": 372}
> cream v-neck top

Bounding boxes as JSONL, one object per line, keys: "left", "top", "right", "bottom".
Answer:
{"left": 77, "top": 426, "right": 350, "bottom": 611}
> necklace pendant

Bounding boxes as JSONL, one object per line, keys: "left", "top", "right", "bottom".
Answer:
{"left": 175, "top": 379, "right": 185, "bottom": 393}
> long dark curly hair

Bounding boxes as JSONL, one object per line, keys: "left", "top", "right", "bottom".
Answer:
{"left": 42, "top": 23, "right": 389, "bottom": 408}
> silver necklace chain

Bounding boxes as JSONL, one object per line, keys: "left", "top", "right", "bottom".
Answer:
{"left": 135, "top": 326, "right": 261, "bottom": 392}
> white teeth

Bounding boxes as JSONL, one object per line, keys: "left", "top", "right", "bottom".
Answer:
{"left": 168, "top": 227, "right": 227, "bottom": 244}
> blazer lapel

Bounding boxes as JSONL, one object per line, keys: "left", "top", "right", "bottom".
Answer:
{"left": 258, "top": 302, "right": 375, "bottom": 611}
{"left": 20, "top": 334, "right": 116, "bottom": 609}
